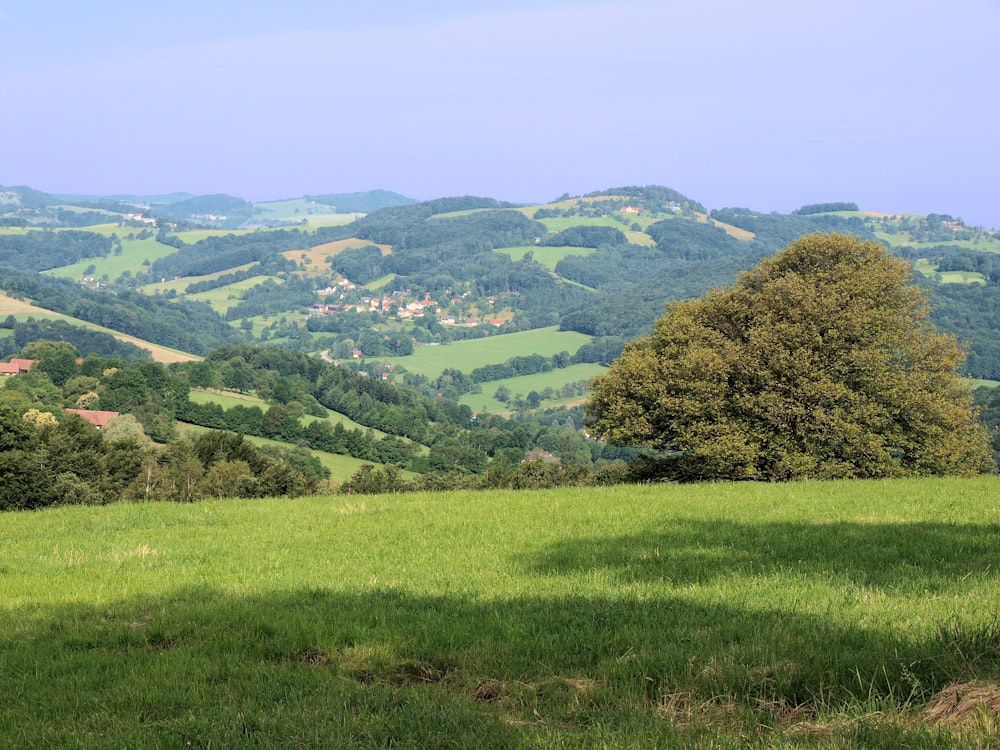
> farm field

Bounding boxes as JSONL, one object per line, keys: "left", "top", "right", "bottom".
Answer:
{"left": 459, "top": 362, "right": 606, "bottom": 413}
{"left": 375, "top": 326, "right": 592, "bottom": 379}
{"left": 0, "top": 293, "right": 198, "bottom": 363}
{"left": 494, "top": 245, "right": 596, "bottom": 270}
{"left": 2, "top": 477, "right": 999, "bottom": 747}
{"left": 283, "top": 238, "right": 391, "bottom": 277}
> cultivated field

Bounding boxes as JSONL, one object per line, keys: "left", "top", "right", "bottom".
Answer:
{"left": 376, "top": 326, "right": 592, "bottom": 379}
{"left": 3, "top": 477, "right": 999, "bottom": 747}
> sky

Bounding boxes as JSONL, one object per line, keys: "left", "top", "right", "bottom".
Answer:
{"left": 2, "top": 0, "right": 998, "bottom": 227}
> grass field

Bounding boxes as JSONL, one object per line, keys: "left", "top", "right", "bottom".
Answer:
{"left": 494, "top": 245, "right": 597, "bottom": 270}
{"left": 175, "top": 422, "right": 382, "bottom": 482}
{"left": 0, "top": 293, "right": 198, "bottom": 363}
{"left": 459, "top": 362, "right": 606, "bottom": 413}
{"left": 186, "top": 275, "right": 283, "bottom": 314}
{"left": 877, "top": 232, "right": 1000, "bottom": 253}
{"left": 2, "top": 477, "right": 999, "bottom": 747}
{"left": 283, "top": 239, "right": 391, "bottom": 278}
{"left": 911, "top": 259, "right": 987, "bottom": 285}
{"left": 139, "top": 263, "right": 259, "bottom": 295}
{"left": 188, "top": 388, "right": 396, "bottom": 440}
{"left": 43, "top": 236, "right": 179, "bottom": 282}
{"left": 376, "top": 326, "right": 592, "bottom": 379}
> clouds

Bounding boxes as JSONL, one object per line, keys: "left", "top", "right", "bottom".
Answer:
{"left": 2, "top": 0, "right": 998, "bottom": 226}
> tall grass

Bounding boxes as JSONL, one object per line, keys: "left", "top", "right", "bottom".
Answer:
{"left": 2, "top": 477, "right": 999, "bottom": 747}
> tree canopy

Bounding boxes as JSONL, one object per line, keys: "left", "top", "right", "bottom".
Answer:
{"left": 587, "top": 233, "right": 995, "bottom": 481}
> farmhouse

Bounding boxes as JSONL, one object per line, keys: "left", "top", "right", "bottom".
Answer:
{"left": 0, "top": 358, "right": 35, "bottom": 376}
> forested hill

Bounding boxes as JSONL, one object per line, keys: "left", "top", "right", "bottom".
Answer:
{"left": 4, "top": 184, "right": 1000, "bottom": 380}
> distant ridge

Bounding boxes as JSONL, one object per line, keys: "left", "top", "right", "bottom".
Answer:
{"left": 305, "top": 190, "right": 418, "bottom": 213}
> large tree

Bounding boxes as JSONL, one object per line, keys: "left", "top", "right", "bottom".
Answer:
{"left": 587, "top": 233, "right": 995, "bottom": 480}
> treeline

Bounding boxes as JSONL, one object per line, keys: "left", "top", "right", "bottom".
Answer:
{"left": 223, "top": 276, "right": 316, "bottom": 321}
{"left": 151, "top": 194, "right": 254, "bottom": 229}
{"left": 148, "top": 225, "right": 351, "bottom": 279}
{"left": 0, "top": 267, "right": 245, "bottom": 355}
{"left": 0, "top": 344, "right": 326, "bottom": 511}
{"left": 0, "top": 230, "right": 113, "bottom": 270}
{"left": 583, "top": 186, "right": 706, "bottom": 214}
{"left": 0, "top": 317, "right": 151, "bottom": 362}
{"left": 0, "top": 406, "right": 325, "bottom": 511}
{"left": 183, "top": 255, "right": 292, "bottom": 294}
{"left": 542, "top": 226, "right": 625, "bottom": 248}
{"left": 707, "top": 208, "right": 875, "bottom": 251}
{"left": 792, "top": 202, "right": 859, "bottom": 215}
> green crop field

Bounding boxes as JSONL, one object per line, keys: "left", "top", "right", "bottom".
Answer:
{"left": 376, "top": 326, "right": 592, "bottom": 379}
{"left": 459, "top": 362, "right": 606, "bottom": 413}
{"left": 3, "top": 477, "right": 999, "bottom": 747}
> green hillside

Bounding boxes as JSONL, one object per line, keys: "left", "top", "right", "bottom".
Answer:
{"left": 3, "top": 477, "right": 999, "bottom": 747}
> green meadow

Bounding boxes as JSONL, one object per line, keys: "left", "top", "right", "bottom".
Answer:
{"left": 140, "top": 263, "right": 259, "bottom": 295}
{"left": 186, "top": 276, "right": 283, "bottom": 314}
{"left": 43, "top": 236, "right": 179, "bottom": 282}
{"left": 495, "top": 245, "right": 596, "bottom": 271}
{"left": 3, "top": 477, "right": 999, "bottom": 747}
{"left": 459, "top": 362, "right": 606, "bottom": 413}
{"left": 175, "top": 422, "right": 380, "bottom": 482}
{"left": 188, "top": 388, "right": 397, "bottom": 441}
{"left": 377, "top": 326, "right": 592, "bottom": 379}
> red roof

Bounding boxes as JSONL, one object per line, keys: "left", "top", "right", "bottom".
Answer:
{"left": 0, "top": 358, "right": 35, "bottom": 374}
{"left": 65, "top": 409, "right": 120, "bottom": 429}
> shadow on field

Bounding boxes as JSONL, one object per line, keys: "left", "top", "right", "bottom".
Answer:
{"left": 5, "top": 574, "right": 999, "bottom": 746}
{"left": 521, "top": 519, "right": 1000, "bottom": 591}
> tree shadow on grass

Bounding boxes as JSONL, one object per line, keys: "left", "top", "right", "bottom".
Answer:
{"left": 519, "top": 518, "right": 1000, "bottom": 592}
{"left": 4, "top": 579, "right": 999, "bottom": 748}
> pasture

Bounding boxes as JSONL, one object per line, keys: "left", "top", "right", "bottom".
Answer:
{"left": 494, "top": 245, "right": 596, "bottom": 271}
{"left": 2, "top": 477, "right": 999, "bottom": 747}
{"left": 186, "top": 275, "right": 283, "bottom": 315}
{"left": 140, "top": 263, "right": 259, "bottom": 295}
{"left": 175, "top": 422, "right": 382, "bottom": 482}
{"left": 43, "top": 235, "right": 179, "bottom": 283}
{"left": 188, "top": 388, "right": 397, "bottom": 441}
{"left": 376, "top": 326, "right": 592, "bottom": 379}
{"left": 459, "top": 362, "right": 606, "bottom": 413}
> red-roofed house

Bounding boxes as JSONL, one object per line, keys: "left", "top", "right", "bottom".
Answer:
{"left": 0, "top": 358, "right": 35, "bottom": 376}
{"left": 65, "top": 409, "right": 120, "bottom": 429}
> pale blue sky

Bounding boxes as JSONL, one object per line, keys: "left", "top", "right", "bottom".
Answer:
{"left": 2, "top": 0, "right": 998, "bottom": 227}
